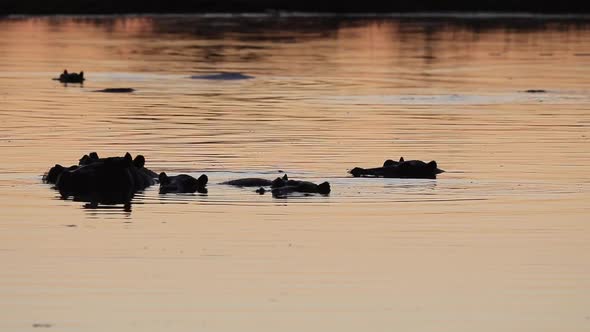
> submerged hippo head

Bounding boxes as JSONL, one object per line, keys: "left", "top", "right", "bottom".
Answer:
{"left": 197, "top": 174, "right": 208, "bottom": 187}
{"left": 271, "top": 174, "right": 289, "bottom": 188}
{"left": 428, "top": 160, "right": 444, "bottom": 174}
{"left": 58, "top": 70, "right": 85, "bottom": 83}
{"left": 317, "top": 182, "right": 331, "bottom": 195}
{"left": 383, "top": 159, "right": 396, "bottom": 167}
{"left": 159, "top": 172, "right": 171, "bottom": 185}
{"left": 396, "top": 159, "right": 444, "bottom": 178}
{"left": 383, "top": 157, "right": 404, "bottom": 167}
{"left": 159, "top": 172, "right": 208, "bottom": 194}
{"left": 44, "top": 164, "right": 66, "bottom": 183}
{"left": 349, "top": 167, "right": 365, "bottom": 177}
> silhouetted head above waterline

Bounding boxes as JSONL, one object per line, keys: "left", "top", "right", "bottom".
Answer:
{"left": 350, "top": 158, "right": 444, "bottom": 179}
{"left": 159, "top": 172, "right": 208, "bottom": 194}
{"left": 190, "top": 72, "right": 254, "bottom": 80}
{"left": 94, "top": 88, "right": 135, "bottom": 93}
{"left": 270, "top": 179, "right": 331, "bottom": 198}
{"left": 55, "top": 69, "right": 85, "bottom": 83}
{"left": 43, "top": 152, "right": 159, "bottom": 207}
{"left": 43, "top": 151, "right": 447, "bottom": 208}
{"left": 221, "top": 174, "right": 288, "bottom": 188}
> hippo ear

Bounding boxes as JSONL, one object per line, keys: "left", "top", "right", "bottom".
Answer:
{"left": 89, "top": 152, "right": 98, "bottom": 160}
{"left": 427, "top": 161, "right": 438, "bottom": 169}
{"left": 123, "top": 153, "right": 132, "bottom": 165}
{"left": 158, "top": 172, "right": 169, "bottom": 184}
{"left": 79, "top": 154, "right": 89, "bottom": 165}
{"left": 80, "top": 71, "right": 84, "bottom": 78}
{"left": 133, "top": 155, "right": 145, "bottom": 168}
{"left": 282, "top": 174, "right": 288, "bottom": 181}
{"left": 318, "top": 182, "right": 331, "bottom": 194}
{"left": 399, "top": 157, "right": 405, "bottom": 162}
{"left": 271, "top": 177, "right": 285, "bottom": 188}
{"left": 197, "top": 174, "right": 208, "bottom": 187}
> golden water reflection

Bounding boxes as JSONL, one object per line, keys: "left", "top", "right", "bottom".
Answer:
{"left": 0, "top": 15, "right": 589, "bottom": 332}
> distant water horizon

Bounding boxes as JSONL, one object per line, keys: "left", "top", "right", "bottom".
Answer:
{"left": 2, "top": 0, "right": 590, "bottom": 15}
{"left": 4, "top": 12, "right": 590, "bottom": 19}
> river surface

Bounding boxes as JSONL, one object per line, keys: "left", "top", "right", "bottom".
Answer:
{"left": 0, "top": 14, "right": 589, "bottom": 332}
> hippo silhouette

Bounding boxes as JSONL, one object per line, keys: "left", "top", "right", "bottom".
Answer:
{"left": 347, "top": 157, "right": 404, "bottom": 178}
{"left": 159, "top": 172, "right": 208, "bottom": 194}
{"left": 44, "top": 152, "right": 158, "bottom": 201}
{"left": 221, "top": 174, "right": 288, "bottom": 188}
{"left": 54, "top": 70, "right": 85, "bottom": 83}
{"left": 56, "top": 153, "right": 137, "bottom": 199}
{"left": 350, "top": 157, "right": 444, "bottom": 179}
{"left": 94, "top": 88, "right": 135, "bottom": 93}
{"left": 190, "top": 72, "right": 253, "bottom": 80}
{"left": 270, "top": 180, "right": 331, "bottom": 197}
{"left": 223, "top": 174, "right": 329, "bottom": 197}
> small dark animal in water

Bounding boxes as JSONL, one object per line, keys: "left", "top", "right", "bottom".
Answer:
{"left": 347, "top": 157, "right": 405, "bottom": 178}
{"left": 223, "top": 174, "right": 329, "bottom": 197}
{"left": 159, "top": 172, "right": 208, "bottom": 194}
{"left": 221, "top": 174, "right": 288, "bottom": 188}
{"left": 54, "top": 70, "right": 85, "bottom": 83}
{"left": 94, "top": 88, "right": 135, "bottom": 93}
{"left": 190, "top": 72, "right": 254, "bottom": 80}
{"left": 271, "top": 180, "right": 331, "bottom": 197}
{"left": 524, "top": 89, "right": 547, "bottom": 93}
{"left": 350, "top": 157, "right": 444, "bottom": 179}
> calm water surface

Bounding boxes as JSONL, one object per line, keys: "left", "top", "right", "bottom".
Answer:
{"left": 0, "top": 14, "right": 589, "bottom": 331}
